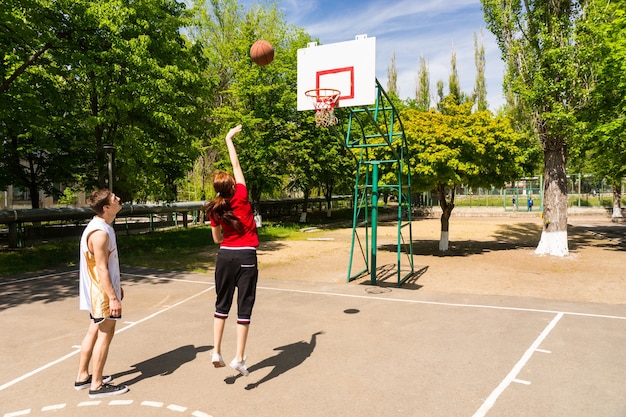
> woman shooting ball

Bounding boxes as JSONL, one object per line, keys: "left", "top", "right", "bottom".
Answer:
{"left": 205, "top": 124, "right": 259, "bottom": 376}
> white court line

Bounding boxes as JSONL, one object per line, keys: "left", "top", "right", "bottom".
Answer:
{"left": 0, "top": 270, "right": 211, "bottom": 286}
{"left": 0, "top": 270, "right": 76, "bottom": 286}
{"left": 122, "top": 272, "right": 212, "bottom": 285}
{"left": 77, "top": 401, "right": 101, "bottom": 407}
{"left": 471, "top": 312, "right": 564, "bottom": 417}
{"left": 4, "top": 410, "right": 30, "bottom": 417}
{"left": 512, "top": 379, "right": 531, "bottom": 385}
{"left": 141, "top": 401, "right": 164, "bottom": 407}
{"left": 9, "top": 270, "right": 625, "bottom": 320}
{"left": 0, "top": 285, "right": 214, "bottom": 391}
{"left": 167, "top": 404, "right": 188, "bottom": 412}
{"left": 112, "top": 286, "right": 213, "bottom": 335}
{"left": 0, "top": 349, "right": 81, "bottom": 391}
{"left": 41, "top": 403, "right": 65, "bottom": 411}
{"left": 191, "top": 411, "right": 213, "bottom": 417}
{"left": 109, "top": 399, "right": 133, "bottom": 406}
{"left": 257, "top": 286, "right": 626, "bottom": 321}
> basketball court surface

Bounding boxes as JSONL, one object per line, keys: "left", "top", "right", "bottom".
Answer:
{"left": 2, "top": 245, "right": 625, "bottom": 417}
{"left": 3, "top": 30, "right": 625, "bottom": 417}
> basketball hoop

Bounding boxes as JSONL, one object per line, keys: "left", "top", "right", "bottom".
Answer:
{"left": 305, "top": 88, "right": 340, "bottom": 127}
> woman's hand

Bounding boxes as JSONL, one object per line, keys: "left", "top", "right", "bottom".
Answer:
{"left": 226, "top": 124, "right": 242, "bottom": 141}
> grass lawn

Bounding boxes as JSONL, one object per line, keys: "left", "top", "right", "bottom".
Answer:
{"left": 0, "top": 223, "right": 308, "bottom": 277}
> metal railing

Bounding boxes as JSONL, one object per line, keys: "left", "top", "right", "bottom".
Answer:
{"left": 0, "top": 202, "right": 206, "bottom": 248}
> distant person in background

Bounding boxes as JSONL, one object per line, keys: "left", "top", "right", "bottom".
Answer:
{"left": 204, "top": 125, "right": 259, "bottom": 377}
{"left": 528, "top": 197, "right": 534, "bottom": 212}
{"left": 75, "top": 189, "right": 129, "bottom": 398}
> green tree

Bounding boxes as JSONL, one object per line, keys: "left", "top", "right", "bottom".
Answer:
{"left": 0, "top": 0, "right": 93, "bottom": 207}
{"left": 405, "top": 99, "right": 523, "bottom": 250}
{"left": 577, "top": 1, "right": 626, "bottom": 218}
{"left": 473, "top": 30, "right": 488, "bottom": 111}
{"left": 0, "top": 0, "right": 73, "bottom": 94}
{"left": 189, "top": 0, "right": 313, "bottom": 209}
{"left": 77, "top": 0, "right": 204, "bottom": 202}
{"left": 318, "top": 137, "right": 354, "bottom": 218}
{"left": 387, "top": 52, "right": 398, "bottom": 97}
{"left": 1, "top": 0, "right": 205, "bottom": 206}
{"left": 448, "top": 47, "right": 461, "bottom": 104}
{"left": 414, "top": 56, "right": 431, "bottom": 111}
{"left": 482, "top": 0, "right": 587, "bottom": 256}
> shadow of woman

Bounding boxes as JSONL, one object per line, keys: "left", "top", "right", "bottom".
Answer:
{"left": 224, "top": 332, "right": 323, "bottom": 390}
{"left": 112, "top": 344, "right": 211, "bottom": 386}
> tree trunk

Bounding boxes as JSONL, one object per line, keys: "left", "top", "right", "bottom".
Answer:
{"left": 29, "top": 183, "right": 40, "bottom": 209}
{"left": 437, "top": 183, "right": 455, "bottom": 251}
{"left": 612, "top": 182, "right": 623, "bottom": 218}
{"left": 535, "top": 139, "right": 569, "bottom": 256}
{"left": 324, "top": 184, "right": 334, "bottom": 218}
{"left": 325, "top": 194, "right": 333, "bottom": 218}
{"left": 300, "top": 187, "right": 310, "bottom": 223}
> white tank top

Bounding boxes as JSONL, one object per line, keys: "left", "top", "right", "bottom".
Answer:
{"left": 79, "top": 216, "right": 121, "bottom": 318}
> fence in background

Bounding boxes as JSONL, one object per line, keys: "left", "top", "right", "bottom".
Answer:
{"left": 0, "top": 202, "right": 205, "bottom": 249}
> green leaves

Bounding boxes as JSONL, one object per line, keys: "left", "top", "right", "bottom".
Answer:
{"left": 403, "top": 102, "right": 523, "bottom": 192}
{"left": 1, "top": 0, "right": 205, "bottom": 204}
{"left": 577, "top": 1, "right": 626, "bottom": 184}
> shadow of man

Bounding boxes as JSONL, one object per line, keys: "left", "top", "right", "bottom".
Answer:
{"left": 113, "top": 344, "right": 211, "bottom": 386}
{"left": 224, "top": 331, "right": 323, "bottom": 390}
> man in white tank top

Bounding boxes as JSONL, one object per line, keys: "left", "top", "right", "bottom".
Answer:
{"left": 74, "top": 189, "right": 129, "bottom": 398}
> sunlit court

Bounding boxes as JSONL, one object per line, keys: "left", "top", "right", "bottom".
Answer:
{"left": 3, "top": 0, "right": 626, "bottom": 416}
{"left": 2, "top": 215, "right": 625, "bottom": 417}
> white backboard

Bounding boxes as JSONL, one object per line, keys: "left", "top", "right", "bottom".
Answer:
{"left": 297, "top": 35, "right": 376, "bottom": 111}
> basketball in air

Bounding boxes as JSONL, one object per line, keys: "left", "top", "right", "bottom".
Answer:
{"left": 250, "top": 40, "right": 274, "bottom": 66}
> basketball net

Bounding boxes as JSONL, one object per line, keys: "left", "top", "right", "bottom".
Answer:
{"left": 305, "top": 88, "right": 340, "bottom": 127}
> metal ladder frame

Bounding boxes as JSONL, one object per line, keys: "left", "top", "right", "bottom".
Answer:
{"left": 335, "top": 79, "right": 415, "bottom": 286}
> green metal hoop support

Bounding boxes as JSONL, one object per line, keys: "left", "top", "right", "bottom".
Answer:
{"left": 333, "top": 79, "right": 415, "bottom": 287}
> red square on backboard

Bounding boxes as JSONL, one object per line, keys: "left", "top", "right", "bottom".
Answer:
{"left": 316, "top": 67, "right": 355, "bottom": 100}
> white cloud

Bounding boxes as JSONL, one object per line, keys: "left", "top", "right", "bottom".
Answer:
{"left": 244, "top": 0, "right": 506, "bottom": 110}
{"left": 291, "top": 0, "right": 504, "bottom": 110}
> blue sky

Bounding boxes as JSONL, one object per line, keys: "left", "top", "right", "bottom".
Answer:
{"left": 276, "top": 0, "right": 505, "bottom": 110}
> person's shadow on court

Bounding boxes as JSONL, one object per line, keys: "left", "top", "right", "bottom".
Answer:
{"left": 112, "top": 344, "right": 211, "bottom": 386}
{"left": 224, "top": 331, "right": 323, "bottom": 390}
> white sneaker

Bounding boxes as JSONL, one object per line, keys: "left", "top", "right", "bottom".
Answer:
{"left": 229, "top": 357, "right": 249, "bottom": 376}
{"left": 212, "top": 352, "right": 225, "bottom": 368}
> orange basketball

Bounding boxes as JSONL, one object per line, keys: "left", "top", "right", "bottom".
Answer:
{"left": 250, "top": 40, "right": 274, "bottom": 66}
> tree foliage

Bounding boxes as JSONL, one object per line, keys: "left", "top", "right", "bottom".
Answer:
{"left": 405, "top": 100, "right": 523, "bottom": 234}
{"left": 190, "top": 0, "right": 303, "bottom": 206}
{"left": 1, "top": 0, "right": 205, "bottom": 205}
{"left": 482, "top": 0, "right": 589, "bottom": 256}
{"left": 473, "top": 31, "right": 488, "bottom": 111}
{"left": 576, "top": 0, "right": 626, "bottom": 216}
{"left": 414, "top": 56, "right": 431, "bottom": 111}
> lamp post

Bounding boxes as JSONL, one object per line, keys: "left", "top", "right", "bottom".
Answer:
{"left": 103, "top": 144, "right": 115, "bottom": 191}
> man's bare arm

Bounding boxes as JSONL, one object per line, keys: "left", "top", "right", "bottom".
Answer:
{"left": 89, "top": 230, "right": 122, "bottom": 317}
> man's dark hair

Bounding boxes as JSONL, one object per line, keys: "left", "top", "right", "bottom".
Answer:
{"left": 88, "top": 189, "right": 112, "bottom": 215}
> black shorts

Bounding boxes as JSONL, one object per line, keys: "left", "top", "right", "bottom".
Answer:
{"left": 214, "top": 249, "right": 258, "bottom": 324}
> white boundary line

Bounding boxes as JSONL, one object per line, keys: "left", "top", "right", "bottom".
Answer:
{"left": 122, "top": 272, "right": 211, "bottom": 285}
{"left": 0, "top": 285, "right": 214, "bottom": 391}
{"left": 0, "top": 270, "right": 77, "bottom": 286}
{"left": 0, "top": 270, "right": 211, "bottom": 286}
{"left": 257, "top": 286, "right": 626, "bottom": 321}
{"left": 471, "top": 312, "right": 564, "bottom": 417}
{"left": 5, "top": 270, "right": 625, "bottom": 321}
